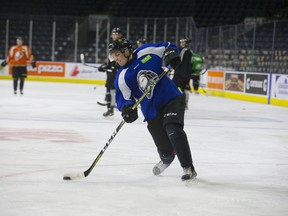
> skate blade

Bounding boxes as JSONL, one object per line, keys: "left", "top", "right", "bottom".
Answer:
{"left": 183, "top": 177, "right": 199, "bottom": 186}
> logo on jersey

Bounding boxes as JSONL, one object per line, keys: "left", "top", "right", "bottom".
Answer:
{"left": 15, "top": 51, "right": 24, "bottom": 61}
{"left": 141, "top": 55, "right": 152, "bottom": 64}
{"left": 164, "top": 112, "right": 177, "bottom": 118}
{"left": 137, "top": 70, "right": 159, "bottom": 99}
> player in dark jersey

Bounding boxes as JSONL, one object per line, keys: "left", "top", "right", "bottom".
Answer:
{"left": 110, "top": 39, "right": 197, "bottom": 181}
{"left": 172, "top": 37, "right": 194, "bottom": 109}
{"left": 98, "top": 27, "right": 123, "bottom": 117}
{"left": 136, "top": 38, "right": 147, "bottom": 48}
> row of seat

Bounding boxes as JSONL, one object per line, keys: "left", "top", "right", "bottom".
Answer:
{"left": 0, "top": 15, "right": 287, "bottom": 74}
{"left": 207, "top": 47, "right": 287, "bottom": 73}
{"left": 1, "top": 0, "right": 287, "bottom": 27}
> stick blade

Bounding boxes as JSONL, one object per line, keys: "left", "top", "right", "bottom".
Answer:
{"left": 63, "top": 172, "right": 85, "bottom": 180}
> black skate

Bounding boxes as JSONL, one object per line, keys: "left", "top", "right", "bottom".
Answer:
{"left": 181, "top": 167, "right": 197, "bottom": 181}
{"left": 103, "top": 108, "right": 114, "bottom": 117}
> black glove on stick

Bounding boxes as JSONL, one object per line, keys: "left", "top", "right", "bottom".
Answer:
{"left": 162, "top": 48, "right": 181, "bottom": 69}
{"left": 121, "top": 104, "right": 138, "bottom": 123}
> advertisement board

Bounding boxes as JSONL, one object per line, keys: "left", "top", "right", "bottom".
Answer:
{"left": 225, "top": 72, "right": 245, "bottom": 92}
{"left": 207, "top": 70, "right": 224, "bottom": 90}
{"left": 5, "top": 61, "right": 106, "bottom": 80}
{"left": 65, "top": 63, "right": 106, "bottom": 80}
{"left": 272, "top": 74, "right": 288, "bottom": 99}
{"left": 9, "top": 61, "right": 66, "bottom": 77}
{"left": 245, "top": 73, "right": 268, "bottom": 95}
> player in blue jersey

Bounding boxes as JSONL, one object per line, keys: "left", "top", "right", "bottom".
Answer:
{"left": 109, "top": 38, "right": 197, "bottom": 181}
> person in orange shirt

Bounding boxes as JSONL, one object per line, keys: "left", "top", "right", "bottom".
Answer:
{"left": 1, "top": 36, "right": 36, "bottom": 95}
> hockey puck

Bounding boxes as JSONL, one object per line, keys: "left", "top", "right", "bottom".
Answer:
{"left": 63, "top": 176, "right": 71, "bottom": 180}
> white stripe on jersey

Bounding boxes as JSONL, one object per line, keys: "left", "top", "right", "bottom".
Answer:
{"left": 118, "top": 68, "right": 132, "bottom": 100}
{"left": 137, "top": 46, "right": 165, "bottom": 59}
{"left": 137, "top": 42, "right": 171, "bottom": 59}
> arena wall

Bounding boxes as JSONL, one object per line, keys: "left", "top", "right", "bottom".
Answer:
{"left": 1, "top": 61, "right": 287, "bottom": 107}
{"left": 205, "top": 70, "right": 288, "bottom": 107}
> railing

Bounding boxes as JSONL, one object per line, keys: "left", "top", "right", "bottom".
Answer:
{"left": 0, "top": 15, "right": 287, "bottom": 73}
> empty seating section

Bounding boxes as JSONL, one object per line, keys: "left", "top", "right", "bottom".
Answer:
{"left": 0, "top": 0, "right": 287, "bottom": 72}
{"left": 203, "top": 21, "right": 288, "bottom": 73}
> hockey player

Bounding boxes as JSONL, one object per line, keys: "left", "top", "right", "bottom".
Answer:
{"left": 136, "top": 38, "right": 147, "bottom": 48}
{"left": 1, "top": 36, "right": 36, "bottom": 95}
{"left": 109, "top": 38, "right": 197, "bottom": 181}
{"left": 191, "top": 53, "right": 207, "bottom": 93}
{"left": 98, "top": 27, "right": 123, "bottom": 117}
{"left": 172, "top": 37, "right": 194, "bottom": 109}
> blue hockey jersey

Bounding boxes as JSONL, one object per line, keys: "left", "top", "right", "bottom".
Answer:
{"left": 114, "top": 42, "right": 182, "bottom": 121}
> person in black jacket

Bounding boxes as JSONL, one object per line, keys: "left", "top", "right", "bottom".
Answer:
{"left": 98, "top": 27, "right": 123, "bottom": 117}
{"left": 172, "top": 37, "right": 193, "bottom": 109}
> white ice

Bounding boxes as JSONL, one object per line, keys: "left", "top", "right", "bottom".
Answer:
{"left": 0, "top": 80, "right": 288, "bottom": 216}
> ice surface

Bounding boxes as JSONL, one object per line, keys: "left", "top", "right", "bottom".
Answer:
{"left": 0, "top": 80, "right": 287, "bottom": 216}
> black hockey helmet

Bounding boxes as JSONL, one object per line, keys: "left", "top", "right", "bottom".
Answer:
{"left": 108, "top": 38, "right": 132, "bottom": 54}
{"left": 111, "top": 27, "right": 122, "bottom": 35}
{"left": 179, "top": 37, "right": 192, "bottom": 45}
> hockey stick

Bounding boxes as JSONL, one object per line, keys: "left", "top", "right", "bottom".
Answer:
{"left": 97, "top": 101, "right": 108, "bottom": 106}
{"left": 200, "top": 69, "right": 207, "bottom": 75}
{"left": 63, "top": 67, "right": 171, "bottom": 180}
{"left": 80, "top": 53, "right": 99, "bottom": 68}
{"left": 201, "top": 87, "right": 207, "bottom": 94}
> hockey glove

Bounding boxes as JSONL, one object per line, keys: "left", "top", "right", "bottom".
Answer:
{"left": 121, "top": 104, "right": 138, "bottom": 123}
{"left": 31, "top": 60, "right": 36, "bottom": 68}
{"left": 162, "top": 48, "right": 181, "bottom": 69}
{"left": 107, "top": 65, "right": 116, "bottom": 73}
{"left": 98, "top": 63, "right": 108, "bottom": 72}
{"left": 1, "top": 60, "right": 7, "bottom": 67}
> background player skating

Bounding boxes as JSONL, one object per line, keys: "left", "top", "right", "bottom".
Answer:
{"left": 172, "top": 37, "right": 194, "bottom": 109}
{"left": 136, "top": 38, "right": 147, "bottom": 48}
{"left": 98, "top": 27, "right": 123, "bottom": 117}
